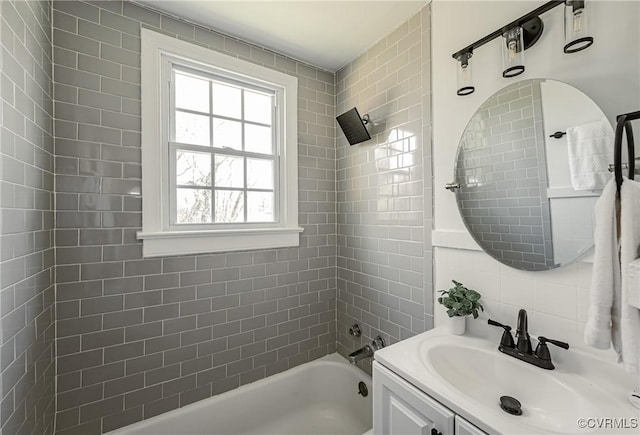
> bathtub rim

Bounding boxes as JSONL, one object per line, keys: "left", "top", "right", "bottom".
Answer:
{"left": 107, "top": 352, "right": 371, "bottom": 434}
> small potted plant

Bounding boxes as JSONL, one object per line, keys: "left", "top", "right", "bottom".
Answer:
{"left": 437, "top": 280, "right": 483, "bottom": 335}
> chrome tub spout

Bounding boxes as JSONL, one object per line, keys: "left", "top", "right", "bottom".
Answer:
{"left": 348, "top": 336, "right": 385, "bottom": 364}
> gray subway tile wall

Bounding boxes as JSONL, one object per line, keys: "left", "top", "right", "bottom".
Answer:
{"left": 51, "top": 1, "right": 336, "bottom": 433}
{"left": 0, "top": 1, "right": 434, "bottom": 433}
{"left": 0, "top": 1, "right": 56, "bottom": 434}
{"left": 335, "top": 6, "right": 433, "bottom": 374}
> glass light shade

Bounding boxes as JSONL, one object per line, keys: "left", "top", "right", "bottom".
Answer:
{"left": 501, "top": 27, "right": 525, "bottom": 78}
{"left": 564, "top": 1, "right": 593, "bottom": 53}
{"left": 456, "top": 53, "right": 475, "bottom": 96}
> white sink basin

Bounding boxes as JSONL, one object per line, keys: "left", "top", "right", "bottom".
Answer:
{"left": 375, "top": 328, "right": 640, "bottom": 434}
{"left": 424, "top": 342, "right": 600, "bottom": 433}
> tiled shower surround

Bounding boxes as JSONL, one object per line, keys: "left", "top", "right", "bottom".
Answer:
{"left": 0, "top": 1, "right": 432, "bottom": 434}
{"left": 336, "top": 6, "right": 433, "bottom": 374}
{"left": 51, "top": 1, "right": 337, "bottom": 433}
{"left": 0, "top": 1, "right": 56, "bottom": 434}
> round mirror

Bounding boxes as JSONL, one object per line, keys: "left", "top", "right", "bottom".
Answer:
{"left": 454, "top": 79, "right": 611, "bottom": 271}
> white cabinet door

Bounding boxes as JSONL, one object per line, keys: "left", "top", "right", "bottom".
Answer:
{"left": 373, "top": 362, "right": 455, "bottom": 435}
{"left": 455, "top": 416, "right": 488, "bottom": 435}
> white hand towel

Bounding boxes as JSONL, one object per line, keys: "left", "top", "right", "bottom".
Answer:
{"left": 566, "top": 118, "right": 614, "bottom": 191}
{"left": 620, "top": 178, "right": 640, "bottom": 374}
{"left": 584, "top": 179, "right": 621, "bottom": 351}
{"left": 629, "top": 259, "right": 640, "bottom": 309}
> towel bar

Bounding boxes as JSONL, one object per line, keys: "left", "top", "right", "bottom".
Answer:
{"left": 608, "top": 157, "right": 640, "bottom": 174}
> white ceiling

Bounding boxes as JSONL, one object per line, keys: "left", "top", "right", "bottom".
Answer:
{"left": 137, "top": 1, "right": 428, "bottom": 72}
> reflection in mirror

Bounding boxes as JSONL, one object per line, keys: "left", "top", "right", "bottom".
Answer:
{"left": 454, "top": 79, "right": 611, "bottom": 271}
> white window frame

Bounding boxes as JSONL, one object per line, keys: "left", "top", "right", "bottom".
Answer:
{"left": 138, "top": 29, "right": 301, "bottom": 257}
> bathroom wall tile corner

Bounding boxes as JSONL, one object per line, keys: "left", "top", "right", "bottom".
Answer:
{"left": 0, "top": 1, "right": 56, "bottom": 434}
{"left": 335, "top": 3, "right": 434, "bottom": 375}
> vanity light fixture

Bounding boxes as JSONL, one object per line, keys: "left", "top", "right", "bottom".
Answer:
{"left": 564, "top": 0, "right": 594, "bottom": 53}
{"left": 456, "top": 51, "right": 475, "bottom": 96}
{"left": 451, "top": 1, "right": 594, "bottom": 95}
{"left": 501, "top": 27, "right": 525, "bottom": 78}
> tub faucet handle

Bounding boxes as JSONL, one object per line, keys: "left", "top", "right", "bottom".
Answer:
{"left": 349, "top": 324, "right": 361, "bottom": 337}
{"left": 371, "top": 335, "right": 385, "bottom": 350}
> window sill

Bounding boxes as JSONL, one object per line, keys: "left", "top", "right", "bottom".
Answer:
{"left": 137, "top": 227, "right": 303, "bottom": 257}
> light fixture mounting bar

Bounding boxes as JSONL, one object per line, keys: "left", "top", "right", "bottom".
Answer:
{"left": 451, "top": 1, "right": 564, "bottom": 60}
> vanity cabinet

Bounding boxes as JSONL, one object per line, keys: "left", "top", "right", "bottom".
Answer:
{"left": 455, "top": 416, "right": 487, "bottom": 435}
{"left": 373, "top": 362, "right": 486, "bottom": 435}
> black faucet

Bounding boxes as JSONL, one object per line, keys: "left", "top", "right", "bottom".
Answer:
{"left": 488, "top": 309, "right": 569, "bottom": 370}
{"left": 515, "top": 309, "right": 532, "bottom": 354}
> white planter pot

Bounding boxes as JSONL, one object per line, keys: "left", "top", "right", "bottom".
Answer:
{"left": 447, "top": 316, "right": 466, "bottom": 335}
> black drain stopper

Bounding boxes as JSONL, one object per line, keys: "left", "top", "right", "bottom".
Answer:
{"left": 499, "top": 396, "right": 523, "bottom": 416}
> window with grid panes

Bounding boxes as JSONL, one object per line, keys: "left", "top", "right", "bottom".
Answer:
{"left": 170, "top": 67, "right": 278, "bottom": 226}
{"left": 139, "top": 29, "right": 300, "bottom": 257}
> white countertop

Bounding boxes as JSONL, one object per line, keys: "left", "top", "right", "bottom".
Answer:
{"left": 374, "top": 328, "right": 640, "bottom": 434}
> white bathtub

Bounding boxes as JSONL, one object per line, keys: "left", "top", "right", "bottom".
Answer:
{"left": 111, "top": 353, "right": 372, "bottom": 435}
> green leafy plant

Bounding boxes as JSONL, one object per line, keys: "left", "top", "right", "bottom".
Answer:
{"left": 437, "top": 280, "right": 484, "bottom": 318}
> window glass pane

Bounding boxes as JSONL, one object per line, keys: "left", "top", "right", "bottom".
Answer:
{"left": 213, "top": 118, "right": 242, "bottom": 150}
{"left": 176, "top": 151, "right": 211, "bottom": 187}
{"left": 212, "top": 83, "right": 241, "bottom": 119}
{"left": 215, "top": 155, "right": 244, "bottom": 188}
{"left": 247, "top": 159, "right": 273, "bottom": 189}
{"left": 175, "top": 111, "right": 210, "bottom": 146}
{"left": 215, "top": 190, "right": 244, "bottom": 222}
{"left": 177, "top": 188, "right": 212, "bottom": 223}
{"left": 247, "top": 192, "right": 274, "bottom": 222}
{"left": 168, "top": 63, "right": 286, "bottom": 230}
{"left": 245, "top": 124, "right": 272, "bottom": 154}
{"left": 175, "top": 72, "right": 209, "bottom": 113}
{"left": 244, "top": 91, "right": 272, "bottom": 125}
